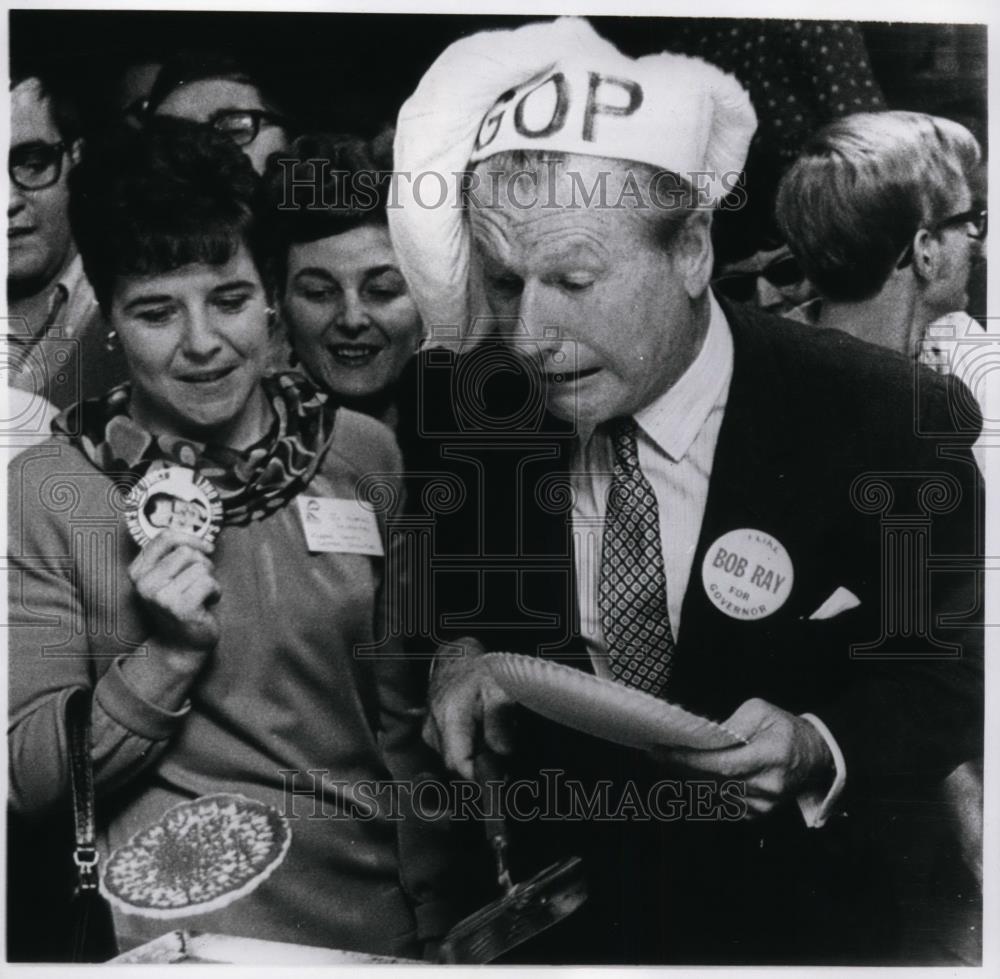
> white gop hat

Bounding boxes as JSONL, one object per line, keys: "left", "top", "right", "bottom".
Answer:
{"left": 390, "top": 16, "right": 757, "bottom": 344}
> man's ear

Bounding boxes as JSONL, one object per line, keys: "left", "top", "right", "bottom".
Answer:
{"left": 675, "top": 209, "right": 714, "bottom": 299}
{"left": 910, "top": 227, "right": 940, "bottom": 285}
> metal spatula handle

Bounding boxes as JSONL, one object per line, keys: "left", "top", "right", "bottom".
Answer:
{"left": 473, "top": 750, "right": 513, "bottom": 893}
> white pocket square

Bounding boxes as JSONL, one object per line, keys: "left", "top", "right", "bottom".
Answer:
{"left": 808, "top": 586, "right": 861, "bottom": 621}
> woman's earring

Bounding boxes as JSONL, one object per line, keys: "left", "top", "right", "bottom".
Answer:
{"left": 105, "top": 329, "right": 119, "bottom": 352}
{"left": 266, "top": 306, "right": 278, "bottom": 331}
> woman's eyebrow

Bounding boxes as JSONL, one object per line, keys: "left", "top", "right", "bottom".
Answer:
{"left": 210, "top": 278, "right": 258, "bottom": 294}
{"left": 363, "top": 265, "right": 401, "bottom": 279}
{"left": 121, "top": 293, "right": 174, "bottom": 312}
{"left": 292, "top": 267, "right": 336, "bottom": 282}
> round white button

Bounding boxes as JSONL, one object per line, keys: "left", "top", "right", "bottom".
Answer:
{"left": 701, "top": 528, "right": 794, "bottom": 620}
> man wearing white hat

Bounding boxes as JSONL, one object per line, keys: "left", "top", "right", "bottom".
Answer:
{"left": 391, "top": 18, "right": 982, "bottom": 964}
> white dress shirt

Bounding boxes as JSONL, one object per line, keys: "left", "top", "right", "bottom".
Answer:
{"left": 572, "top": 294, "right": 732, "bottom": 660}
{"left": 569, "top": 293, "right": 845, "bottom": 827}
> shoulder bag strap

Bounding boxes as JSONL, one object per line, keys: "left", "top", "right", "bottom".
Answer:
{"left": 66, "top": 689, "right": 99, "bottom": 894}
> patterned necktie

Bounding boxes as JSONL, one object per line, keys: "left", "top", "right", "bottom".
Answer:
{"left": 598, "top": 417, "right": 676, "bottom": 695}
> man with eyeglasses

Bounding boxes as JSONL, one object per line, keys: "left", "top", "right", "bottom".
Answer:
{"left": 775, "top": 110, "right": 985, "bottom": 362}
{"left": 7, "top": 72, "right": 126, "bottom": 413}
{"left": 711, "top": 241, "right": 816, "bottom": 316}
{"left": 776, "top": 108, "right": 986, "bottom": 964}
{"left": 146, "top": 50, "right": 291, "bottom": 175}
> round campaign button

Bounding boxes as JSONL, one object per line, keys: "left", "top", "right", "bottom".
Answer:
{"left": 701, "top": 528, "right": 794, "bottom": 621}
{"left": 125, "top": 464, "right": 223, "bottom": 547}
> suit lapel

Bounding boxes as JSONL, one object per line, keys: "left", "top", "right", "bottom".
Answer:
{"left": 525, "top": 301, "right": 805, "bottom": 674}
{"left": 519, "top": 416, "right": 589, "bottom": 665}
{"left": 677, "top": 300, "right": 802, "bottom": 654}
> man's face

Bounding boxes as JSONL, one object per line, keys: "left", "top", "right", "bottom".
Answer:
{"left": 469, "top": 154, "right": 709, "bottom": 429}
{"left": 154, "top": 78, "right": 288, "bottom": 176}
{"left": 925, "top": 182, "right": 983, "bottom": 322}
{"left": 8, "top": 78, "right": 76, "bottom": 295}
{"left": 714, "top": 245, "right": 814, "bottom": 314}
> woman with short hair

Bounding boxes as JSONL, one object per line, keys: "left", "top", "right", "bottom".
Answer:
{"left": 264, "top": 130, "right": 423, "bottom": 428}
{"left": 7, "top": 117, "right": 459, "bottom": 959}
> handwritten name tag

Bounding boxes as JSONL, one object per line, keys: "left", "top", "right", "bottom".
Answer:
{"left": 296, "top": 497, "right": 384, "bottom": 556}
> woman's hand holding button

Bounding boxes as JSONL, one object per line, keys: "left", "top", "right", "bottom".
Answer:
{"left": 129, "top": 530, "right": 221, "bottom": 658}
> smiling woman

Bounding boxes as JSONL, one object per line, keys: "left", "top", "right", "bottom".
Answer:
{"left": 7, "top": 118, "right": 465, "bottom": 960}
{"left": 112, "top": 252, "right": 272, "bottom": 447}
{"left": 263, "top": 131, "right": 423, "bottom": 429}
{"left": 69, "top": 117, "right": 275, "bottom": 449}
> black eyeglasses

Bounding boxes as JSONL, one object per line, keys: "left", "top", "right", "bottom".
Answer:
{"left": 896, "top": 208, "right": 988, "bottom": 268}
{"left": 712, "top": 255, "right": 804, "bottom": 303}
{"left": 208, "top": 109, "right": 287, "bottom": 147}
{"left": 932, "top": 207, "right": 988, "bottom": 239}
{"left": 9, "top": 140, "right": 67, "bottom": 191}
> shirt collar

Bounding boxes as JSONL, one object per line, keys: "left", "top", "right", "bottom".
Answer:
{"left": 57, "top": 251, "right": 86, "bottom": 295}
{"left": 634, "top": 291, "right": 733, "bottom": 462}
{"left": 45, "top": 253, "right": 100, "bottom": 337}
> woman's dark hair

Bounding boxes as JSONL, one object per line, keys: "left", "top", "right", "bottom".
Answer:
{"left": 69, "top": 116, "right": 271, "bottom": 313}
{"left": 262, "top": 129, "right": 395, "bottom": 287}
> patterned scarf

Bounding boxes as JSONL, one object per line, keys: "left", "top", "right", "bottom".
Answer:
{"left": 53, "top": 372, "right": 338, "bottom": 526}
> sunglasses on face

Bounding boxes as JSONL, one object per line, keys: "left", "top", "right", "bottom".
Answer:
{"left": 712, "top": 255, "right": 804, "bottom": 303}
{"left": 8, "top": 140, "right": 67, "bottom": 191}
{"left": 896, "top": 208, "right": 988, "bottom": 269}
{"left": 208, "top": 109, "right": 287, "bottom": 147}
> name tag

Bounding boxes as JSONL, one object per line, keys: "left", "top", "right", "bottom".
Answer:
{"left": 296, "top": 497, "right": 384, "bottom": 556}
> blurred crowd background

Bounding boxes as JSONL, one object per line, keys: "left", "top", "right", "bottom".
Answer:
{"left": 10, "top": 11, "right": 988, "bottom": 320}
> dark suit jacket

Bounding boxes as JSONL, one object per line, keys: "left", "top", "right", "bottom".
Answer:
{"left": 406, "top": 302, "right": 983, "bottom": 964}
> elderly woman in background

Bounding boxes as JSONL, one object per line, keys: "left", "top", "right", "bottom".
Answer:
{"left": 147, "top": 50, "right": 291, "bottom": 174}
{"left": 7, "top": 117, "right": 461, "bottom": 959}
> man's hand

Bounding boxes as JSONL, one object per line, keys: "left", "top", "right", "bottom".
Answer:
{"left": 422, "top": 637, "right": 517, "bottom": 779}
{"left": 653, "top": 698, "right": 834, "bottom": 819}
